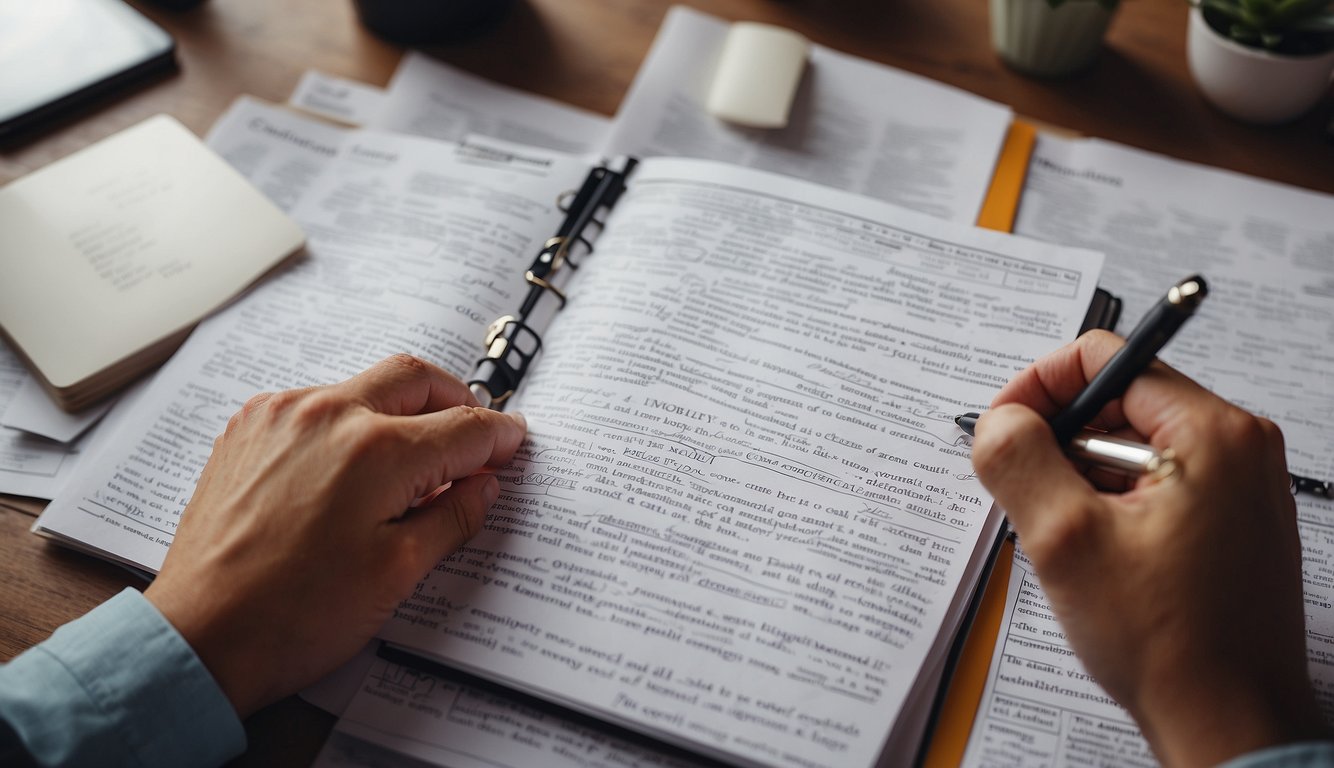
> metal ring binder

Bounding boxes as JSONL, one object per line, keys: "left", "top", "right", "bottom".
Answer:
{"left": 468, "top": 156, "right": 639, "bottom": 408}
{"left": 523, "top": 271, "right": 566, "bottom": 307}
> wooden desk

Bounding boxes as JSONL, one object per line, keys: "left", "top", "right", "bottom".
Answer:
{"left": 2, "top": 0, "right": 1330, "bottom": 764}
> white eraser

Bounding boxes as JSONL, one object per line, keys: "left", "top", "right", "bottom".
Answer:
{"left": 706, "top": 22, "right": 810, "bottom": 129}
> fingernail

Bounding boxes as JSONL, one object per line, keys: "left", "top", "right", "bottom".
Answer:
{"left": 507, "top": 411, "right": 527, "bottom": 431}
{"left": 482, "top": 474, "right": 500, "bottom": 505}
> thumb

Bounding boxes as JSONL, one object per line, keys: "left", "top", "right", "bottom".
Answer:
{"left": 972, "top": 405, "right": 1106, "bottom": 564}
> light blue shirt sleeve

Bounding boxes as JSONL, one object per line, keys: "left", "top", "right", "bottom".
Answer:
{"left": 1220, "top": 742, "right": 1334, "bottom": 768}
{"left": 0, "top": 587, "right": 246, "bottom": 767}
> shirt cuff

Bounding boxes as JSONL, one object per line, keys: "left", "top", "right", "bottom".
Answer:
{"left": 0, "top": 587, "right": 245, "bottom": 767}
{"left": 1219, "top": 742, "right": 1334, "bottom": 768}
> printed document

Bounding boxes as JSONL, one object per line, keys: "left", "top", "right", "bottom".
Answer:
{"left": 35, "top": 99, "right": 588, "bottom": 569}
{"left": 960, "top": 547, "right": 1155, "bottom": 767}
{"left": 603, "top": 6, "right": 1013, "bottom": 224}
{"left": 370, "top": 52, "right": 611, "bottom": 155}
{"left": 289, "top": 70, "right": 386, "bottom": 127}
{"left": 312, "top": 656, "right": 700, "bottom": 768}
{"left": 365, "top": 8, "right": 1011, "bottom": 225}
{"left": 36, "top": 98, "right": 1105, "bottom": 766}
{"left": 370, "top": 156, "right": 1101, "bottom": 768}
{"left": 0, "top": 347, "right": 82, "bottom": 498}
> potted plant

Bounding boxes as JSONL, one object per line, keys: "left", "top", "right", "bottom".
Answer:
{"left": 991, "top": 0, "right": 1121, "bottom": 77}
{"left": 1187, "top": 0, "right": 1334, "bottom": 122}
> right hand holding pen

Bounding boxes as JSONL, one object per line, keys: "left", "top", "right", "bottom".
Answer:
{"left": 971, "top": 330, "right": 1325, "bottom": 767}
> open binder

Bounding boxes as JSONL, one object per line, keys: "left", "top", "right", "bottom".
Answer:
{"left": 358, "top": 149, "right": 1108, "bottom": 767}
{"left": 374, "top": 122, "right": 1124, "bottom": 768}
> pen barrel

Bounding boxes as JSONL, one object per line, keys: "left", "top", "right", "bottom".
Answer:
{"left": 1067, "top": 432, "right": 1169, "bottom": 475}
{"left": 1050, "top": 297, "right": 1195, "bottom": 444}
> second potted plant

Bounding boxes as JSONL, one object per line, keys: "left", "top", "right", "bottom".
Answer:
{"left": 991, "top": 0, "right": 1121, "bottom": 77}
{"left": 1187, "top": 0, "right": 1334, "bottom": 122}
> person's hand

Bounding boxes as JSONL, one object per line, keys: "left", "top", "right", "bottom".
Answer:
{"left": 971, "top": 330, "right": 1325, "bottom": 767}
{"left": 143, "top": 354, "right": 526, "bottom": 718}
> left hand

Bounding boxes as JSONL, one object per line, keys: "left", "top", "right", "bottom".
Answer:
{"left": 144, "top": 355, "right": 527, "bottom": 717}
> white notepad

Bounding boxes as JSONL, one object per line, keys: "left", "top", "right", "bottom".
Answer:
{"left": 0, "top": 114, "right": 304, "bottom": 411}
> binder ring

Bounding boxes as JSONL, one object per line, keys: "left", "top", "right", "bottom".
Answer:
{"left": 524, "top": 271, "right": 567, "bottom": 307}
{"left": 548, "top": 234, "right": 595, "bottom": 269}
{"left": 567, "top": 236, "right": 594, "bottom": 268}
{"left": 555, "top": 189, "right": 576, "bottom": 213}
{"left": 543, "top": 235, "right": 571, "bottom": 269}
{"left": 484, "top": 315, "right": 517, "bottom": 347}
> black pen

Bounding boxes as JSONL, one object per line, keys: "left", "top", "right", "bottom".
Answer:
{"left": 1049, "top": 275, "right": 1208, "bottom": 444}
{"left": 955, "top": 413, "right": 1176, "bottom": 477}
{"left": 950, "top": 276, "right": 1206, "bottom": 479}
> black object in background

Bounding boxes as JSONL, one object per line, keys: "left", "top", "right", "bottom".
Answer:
{"left": 352, "top": 0, "right": 516, "bottom": 45}
{"left": 0, "top": 0, "right": 176, "bottom": 142}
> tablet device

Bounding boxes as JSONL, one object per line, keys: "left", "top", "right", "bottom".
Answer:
{"left": 0, "top": 0, "right": 176, "bottom": 141}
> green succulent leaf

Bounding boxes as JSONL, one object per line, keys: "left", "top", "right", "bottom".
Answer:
{"left": 1193, "top": 0, "right": 1334, "bottom": 51}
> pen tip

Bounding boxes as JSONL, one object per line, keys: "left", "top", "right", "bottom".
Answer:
{"left": 954, "top": 412, "right": 981, "bottom": 436}
{"left": 1169, "top": 275, "right": 1208, "bottom": 307}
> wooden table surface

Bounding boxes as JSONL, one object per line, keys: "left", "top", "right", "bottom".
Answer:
{"left": 2, "top": 0, "right": 1330, "bottom": 764}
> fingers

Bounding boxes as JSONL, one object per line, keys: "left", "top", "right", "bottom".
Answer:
{"left": 397, "top": 474, "right": 500, "bottom": 572}
{"left": 338, "top": 354, "right": 479, "bottom": 416}
{"left": 993, "top": 331, "right": 1223, "bottom": 443}
{"left": 390, "top": 406, "right": 528, "bottom": 491}
{"left": 972, "top": 405, "right": 1107, "bottom": 568}
{"left": 991, "top": 330, "right": 1128, "bottom": 422}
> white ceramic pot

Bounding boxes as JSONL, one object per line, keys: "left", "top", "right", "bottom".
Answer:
{"left": 991, "top": 0, "right": 1116, "bottom": 77}
{"left": 1187, "top": 7, "right": 1334, "bottom": 124}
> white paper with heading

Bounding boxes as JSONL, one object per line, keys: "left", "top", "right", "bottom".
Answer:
{"left": 367, "top": 8, "right": 1011, "bottom": 225}
{"left": 602, "top": 6, "right": 1013, "bottom": 224}
{"left": 370, "top": 52, "right": 611, "bottom": 155}
{"left": 289, "top": 70, "right": 387, "bottom": 127}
